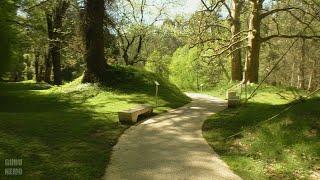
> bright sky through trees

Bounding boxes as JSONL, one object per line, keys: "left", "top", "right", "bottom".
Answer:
{"left": 170, "top": 0, "right": 202, "bottom": 15}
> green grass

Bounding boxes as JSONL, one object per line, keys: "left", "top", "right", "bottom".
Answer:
{"left": 201, "top": 80, "right": 308, "bottom": 101}
{"left": 203, "top": 86, "right": 320, "bottom": 179}
{"left": 0, "top": 67, "right": 190, "bottom": 179}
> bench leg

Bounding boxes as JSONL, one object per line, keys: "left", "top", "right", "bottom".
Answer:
{"left": 132, "top": 115, "right": 138, "bottom": 123}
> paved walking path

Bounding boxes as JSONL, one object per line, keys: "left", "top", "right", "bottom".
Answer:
{"left": 104, "top": 93, "right": 241, "bottom": 180}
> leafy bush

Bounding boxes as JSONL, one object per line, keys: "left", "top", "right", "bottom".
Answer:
{"left": 169, "top": 46, "right": 228, "bottom": 90}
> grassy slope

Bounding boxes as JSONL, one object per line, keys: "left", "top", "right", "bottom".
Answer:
{"left": 203, "top": 86, "right": 320, "bottom": 179}
{"left": 0, "top": 67, "right": 190, "bottom": 179}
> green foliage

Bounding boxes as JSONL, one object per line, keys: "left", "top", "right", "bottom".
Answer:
{"left": 0, "top": 0, "right": 21, "bottom": 76}
{"left": 145, "top": 51, "right": 171, "bottom": 79}
{"left": 201, "top": 80, "right": 238, "bottom": 98}
{"left": 169, "top": 46, "right": 197, "bottom": 90}
{"left": 169, "top": 46, "right": 214, "bottom": 90}
{"left": 203, "top": 87, "right": 319, "bottom": 179}
{"left": 143, "top": 20, "right": 186, "bottom": 79}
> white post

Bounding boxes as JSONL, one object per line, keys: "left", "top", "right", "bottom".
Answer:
{"left": 154, "top": 81, "right": 160, "bottom": 107}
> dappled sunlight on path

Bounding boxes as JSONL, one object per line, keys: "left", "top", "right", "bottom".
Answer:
{"left": 104, "top": 93, "right": 241, "bottom": 180}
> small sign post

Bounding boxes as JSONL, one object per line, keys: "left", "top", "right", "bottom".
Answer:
{"left": 154, "top": 81, "right": 160, "bottom": 107}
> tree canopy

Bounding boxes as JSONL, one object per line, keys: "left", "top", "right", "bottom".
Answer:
{"left": 0, "top": 0, "right": 319, "bottom": 90}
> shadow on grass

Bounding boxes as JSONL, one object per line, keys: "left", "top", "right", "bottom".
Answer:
{"left": 0, "top": 84, "right": 127, "bottom": 179}
{"left": 0, "top": 74, "right": 191, "bottom": 179}
{"left": 0, "top": 82, "right": 51, "bottom": 91}
{"left": 202, "top": 97, "right": 320, "bottom": 179}
{"left": 203, "top": 102, "right": 287, "bottom": 140}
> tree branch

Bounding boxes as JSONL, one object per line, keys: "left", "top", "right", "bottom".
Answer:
{"left": 262, "top": 34, "right": 320, "bottom": 42}
{"left": 201, "top": 0, "right": 225, "bottom": 12}
{"left": 261, "top": 7, "right": 298, "bottom": 19}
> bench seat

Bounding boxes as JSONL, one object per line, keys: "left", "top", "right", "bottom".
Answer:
{"left": 118, "top": 104, "right": 153, "bottom": 124}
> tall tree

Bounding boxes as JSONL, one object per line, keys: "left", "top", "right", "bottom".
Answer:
{"left": 47, "top": 0, "right": 69, "bottom": 85}
{"left": 0, "top": 0, "right": 21, "bottom": 77}
{"left": 230, "top": 0, "right": 243, "bottom": 81}
{"left": 245, "top": 0, "right": 320, "bottom": 83}
{"left": 82, "top": 0, "right": 109, "bottom": 82}
{"left": 200, "top": 0, "right": 245, "bottom": 81}
{"left": 245, "top": 0, "right": 262, "bottom": 83}
{"left": 45, "top": 13, "right": 54, "bottom": 83}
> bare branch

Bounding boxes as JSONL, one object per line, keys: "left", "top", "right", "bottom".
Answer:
{"left": 287, "top": 11, "right": 316, "bottom": 34}
{"left": 189, "top": 37, "right": 227, "bottom": 48}
{"left": 201, "top": 36, "right": 248, "bottom": 58}
{"left": 262, "top": 34, "right": 320, "bottom": 42}
{"left": 261, "top": 7, "right": 299, "bottom": 19}
{"left": 201, "top": 0, "right": 225, "bottom": 12}
{"left": 261, "top": 6, "right": 318, "bottom": 20}
{"left": 126, "top": 0, "right": 138, "bottom": 22}
{"left": 222, "top": 1, "right": 232, "bottom": 18}
{"left": 24, "top": 0, "right": 53, "bottom": 11}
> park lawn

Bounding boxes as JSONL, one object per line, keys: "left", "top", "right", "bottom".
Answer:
{"left": 203, "top": 86, "right": 320, "bottom": 179}
{"left": 0, "top": 68, "right": 190, "bottom": 179}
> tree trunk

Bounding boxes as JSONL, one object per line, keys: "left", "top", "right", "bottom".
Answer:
{"left": 46, "top": 13, "right": 53, "bottom": 83}
{"left": 245, "top": 0, "right": 262, "bottom": 83}
{"left": 121, "top": 36, "right": 136, "bottom": 66}
{"left": 44, "top": 51, "right": 52, "bottom": 83}
{"left": 34, "top": 50, "right": 41, "bottom": 82}
{"left": 299, "top": 39, "right": 306, "bottom": 89}
{"left": 308, "top": 60, "right": 316, "bottom": 91}
{"left": 39, "top": 64, "right": 44, "bottom": 81}
{"left": 50, "top": 0, "right": 69, "bottom": 85}
{"left": 123, "top": 49, "right": 130, "bottom": 65}
{"left": 82, "top": 0, "right": 108, "bottom": 83}
{"left": 230, "top": 0, "right": 243, "bottom": 81}
{"left": 297, "top": 75, "right": 301, "bottom": 88}
{"left": 51, "top": 42, "right": 62, "bottom": 85}
{"left": 308, "top": 70, "right": 313, "bottom": 91}
{"left": 290, "top": 62, "right": 295, "bottom": 87}
{"left": 131, "top": 35, "right": 143, "bottom": 65}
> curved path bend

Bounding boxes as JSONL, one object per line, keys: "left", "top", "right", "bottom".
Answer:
{"left": 104, "top": 93, "right": 241, "bottom": 180}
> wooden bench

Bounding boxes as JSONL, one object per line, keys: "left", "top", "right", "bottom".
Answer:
{"left": 118, "top": 104, "right": 153, "bottom": 124}
{"left": 226, "top": 91, "right": 240, "bottom": 108}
